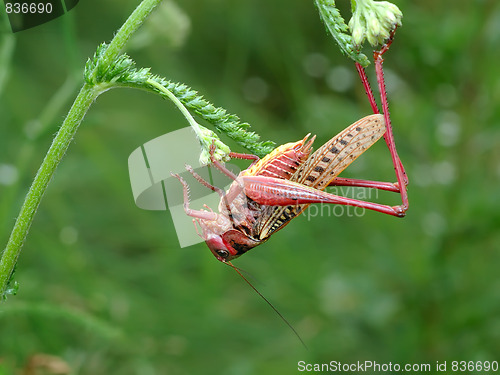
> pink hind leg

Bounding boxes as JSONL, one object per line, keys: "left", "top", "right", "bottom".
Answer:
{"left": 353, "top": 27, "right": 409, "bottom": 214}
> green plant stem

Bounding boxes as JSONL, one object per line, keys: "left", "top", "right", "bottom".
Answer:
{"left": 146, "top": 78, "right": 231, "bottom": 164}
{"left": 0, "top": 0, "right": 163, "bottom": 297}
{"left": 0, "top": 85, "right": 96, "bottom": 295}
{"left": 147, "top": 78, "right": 203, "bottom": 136}
{"left": 97, "top": 0, "right": 163, "bottom": 77}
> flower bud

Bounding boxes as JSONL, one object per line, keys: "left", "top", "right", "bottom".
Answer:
{"left": 348, "top": 0, "right": 403, "bottom": 48}
{"left": 197, "top": 126, "right": 231, "bottom": 166}
{"left": 349, "top": 17, "right": 365, "bottom": 47}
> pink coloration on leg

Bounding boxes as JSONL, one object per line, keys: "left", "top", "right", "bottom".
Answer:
{"left": 170, "top": 173, "right": 218, "bottom": 221}
{"left": 241, "top": 175, "right": 405, "bottom": 217}
{"left": 352, "top": 27, "right": 408, "bottom": 215}
{"left": 329, "top": 177, "right": 400, "bottom": 193}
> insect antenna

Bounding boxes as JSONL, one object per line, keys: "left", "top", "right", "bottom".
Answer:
{"left": 226, "top": 261, "right": 307, "bottom": 349}
{"left": 228, "top": 263, "right": 260, "bottom": 285}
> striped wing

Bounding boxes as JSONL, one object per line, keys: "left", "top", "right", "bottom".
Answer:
{"left": 254, "top": 114, "right": 386, "bottom": 240}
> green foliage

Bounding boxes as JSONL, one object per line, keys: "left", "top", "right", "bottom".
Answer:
{"left": 315, "top": 0, "right": 370, "bottom": 66}
{"left": 84, "top": 43, "right": 275, "bottom": 157}
{"left": 315, "top": 0, "right": 403, "bottom": 66}
{"left": 84, "top": 43, "right": 151, "bottom": 86}
{"left": 148, "top": 77, "right": 275, "bottom": 157}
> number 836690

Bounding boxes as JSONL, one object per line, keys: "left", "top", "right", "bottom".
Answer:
{"left": 5, "top": 2, "right": 53, "bottom": 14}
{"left": 451, "top": 361, "right": 498, "bottom": 372}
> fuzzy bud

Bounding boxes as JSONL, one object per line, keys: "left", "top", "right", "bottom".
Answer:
{"left": 197, "top": 126, "right": 231, "bottom": 166}
{"left": 348, "top": 0, "right": 403, "bottom": 47}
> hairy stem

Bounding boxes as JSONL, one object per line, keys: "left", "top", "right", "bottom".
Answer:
{"left": 0, "top": 0, "right": 162, "bottom": 297}
{"left": 146, "top": 78, "right": 231, "bottom": 164}
{"left": 0, "top": 85, "right": 96, "bottom": 295}
{"left": 92, "top": 0, "right": 163, "bottom": 81}
{"left": 147, "top": 78, "right": 203, "bottom": 135}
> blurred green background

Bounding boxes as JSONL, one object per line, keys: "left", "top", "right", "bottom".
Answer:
{"left": 1, "top": 0, "right": 499, "bottom": 374}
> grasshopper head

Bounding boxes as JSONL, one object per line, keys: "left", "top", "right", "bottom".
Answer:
{"left": 204, "top": 229, "right": 262, "bottom": 263}
{"left": 195, "top": 216, "right": 239, "bottom": 262}
{"left": 205, "top": 236, "right": 234, "bottom": 262}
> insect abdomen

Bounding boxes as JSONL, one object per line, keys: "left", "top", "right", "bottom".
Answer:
{"left": 242, "top": 134, "right": 315, "bottom": 180}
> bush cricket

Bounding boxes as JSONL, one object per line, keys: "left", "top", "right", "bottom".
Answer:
{"left": 171, "top": 33, "right": 408, "bottom": 344}
{"left": 172, "top": 34, "right": 408, "bottom": 264}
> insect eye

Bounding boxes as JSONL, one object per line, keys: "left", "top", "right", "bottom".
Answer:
{"left": 216, "top": 249, "right": 229, "bottom": 259}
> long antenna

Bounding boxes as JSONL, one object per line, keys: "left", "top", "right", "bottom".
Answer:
{"left": 226, "top": 261, "right": 307, "bottom": 349}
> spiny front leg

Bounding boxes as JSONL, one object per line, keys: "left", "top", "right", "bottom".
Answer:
{"left": 229, "top": 151, "right": 260, "bottom": 168}
{"left": 185, "top": 164, "right": 225, "bottom": 199}
{"left": 184, "top": 164, "right": 235, "bottom": 219}
{"left": 170, "top": 173, "right": 218, "bottom": 221}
